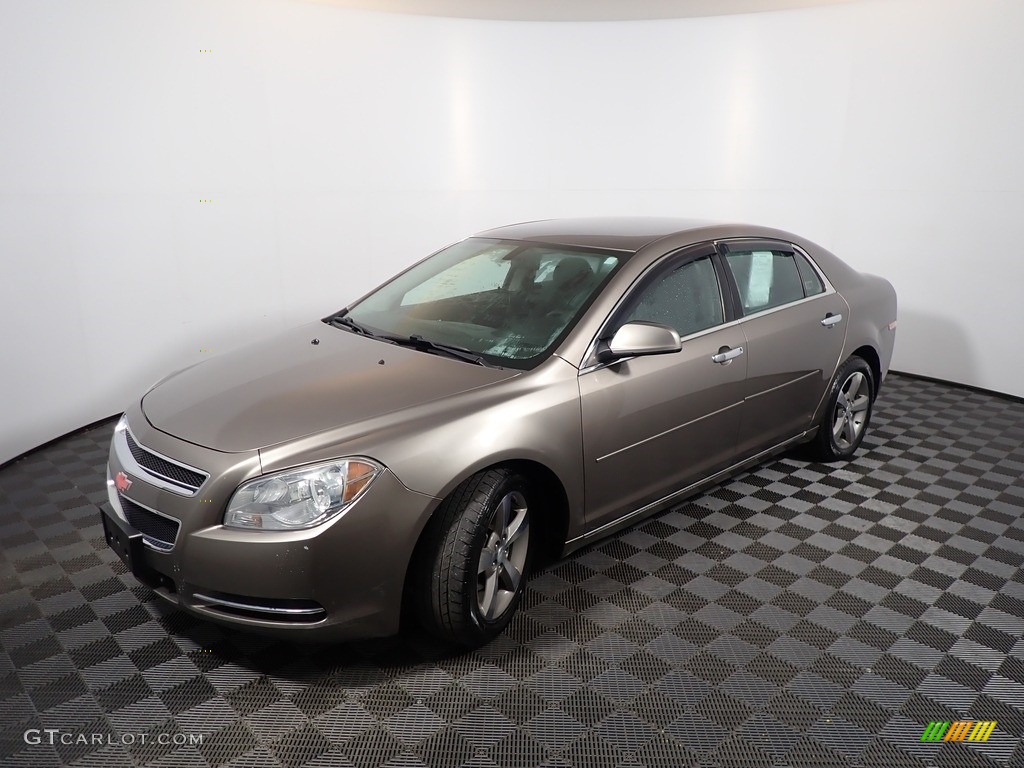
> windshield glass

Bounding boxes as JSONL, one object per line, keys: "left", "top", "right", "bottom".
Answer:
{"left": 343, "top": 238, "right": 623, "bottom": 368}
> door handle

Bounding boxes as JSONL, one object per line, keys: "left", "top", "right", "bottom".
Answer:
{"left": 711, "top": 346, "right": 744, "bottom": 364}
{"left": 821, "top": 313, "right": 843, "bottom": 328}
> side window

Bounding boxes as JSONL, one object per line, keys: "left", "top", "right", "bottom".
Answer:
{"left": 794, "top": 251, "right": 824, "bottom": 297}
{"left": 724, "top": 250, "right": 805, "bottom": 315}
{"left": 624, "top": 256, "right": 724, "bottom": 337}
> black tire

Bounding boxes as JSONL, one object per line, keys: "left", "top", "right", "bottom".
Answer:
{"left": 415, "top": 468, "right": 532, "bottom": 647}
{"left": 808, "top": 356, "right": 875, "bottom": 462}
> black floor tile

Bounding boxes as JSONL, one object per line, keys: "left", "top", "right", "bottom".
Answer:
{"left": 1, "top": 374, "right": 1023, "bottom": 766}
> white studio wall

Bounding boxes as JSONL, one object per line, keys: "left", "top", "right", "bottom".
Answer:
{"left": 1, "top": 0, "right": 1022, "bottom": 465}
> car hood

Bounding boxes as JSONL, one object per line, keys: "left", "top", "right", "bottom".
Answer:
{"left": 141, "top": 322, "right": 519, "bottom": 452}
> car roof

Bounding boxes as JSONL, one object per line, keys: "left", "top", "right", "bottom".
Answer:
{"left": 474, "top": 217, "right": 775, "bottom": 253}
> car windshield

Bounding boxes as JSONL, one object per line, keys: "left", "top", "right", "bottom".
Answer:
{"left": 341, "top": 238, "right": 623, "bottom": 369}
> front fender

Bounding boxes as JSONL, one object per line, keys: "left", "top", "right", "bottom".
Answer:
{"left": 257, "top": 356, "right": 586, "bottom": 536}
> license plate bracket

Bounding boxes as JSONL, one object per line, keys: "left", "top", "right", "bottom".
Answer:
{"left": 100, "top": 503, "right": 161, "bottom": 585}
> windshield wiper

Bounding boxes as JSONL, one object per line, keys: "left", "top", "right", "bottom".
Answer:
{"left": 326, "top": 313, "right": 379, "bottom": 337}
{"left": 325, "top": 314, "right": 494, "bottom": 367}
{"left": 383, "top": 334, "right": 494, "bottom": 368}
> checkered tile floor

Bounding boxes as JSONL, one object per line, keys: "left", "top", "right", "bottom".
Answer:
{"left": 1, "top": 374, "right": 1022, "bottom": 767}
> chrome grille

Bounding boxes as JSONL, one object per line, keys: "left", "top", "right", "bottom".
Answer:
{"left": 125, "top": 430, "right": 206, "bottom": 492}
{"left": 120, "top": 495, "right": 180, "bottom": 551}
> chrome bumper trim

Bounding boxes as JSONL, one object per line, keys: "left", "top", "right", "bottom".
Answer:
{"left": 192, "top": 592, "right": 326, "bottom": 618}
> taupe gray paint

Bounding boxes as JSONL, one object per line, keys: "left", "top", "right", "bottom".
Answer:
{"left": 102, "top": 218, "right": 897, "bottom": 639}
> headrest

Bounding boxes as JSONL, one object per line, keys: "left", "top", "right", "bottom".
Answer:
{"left": 552, "top": 257, "right": 592, "bottom": 289}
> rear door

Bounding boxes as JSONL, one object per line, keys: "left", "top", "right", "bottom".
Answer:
{"left": 579, "top": 246, "right": 746, "bottom": 531}
{"left": 718, "top": 240, "right": 848, "bottom": 457}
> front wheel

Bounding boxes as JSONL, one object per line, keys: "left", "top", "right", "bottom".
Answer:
{"left": 808, "top": 356, "right": 875, "bottom": 461}
{"left": 415, "top": 469, "right": 532, "bottom": 647}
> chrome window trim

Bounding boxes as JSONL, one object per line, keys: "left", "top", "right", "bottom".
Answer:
{"left": 791, "top": 243, "right": 834, "bottom": 294}
{"left": 578, "top": 239, "right": 839, "bottom": 375}
{"left": 579, "top": 318, "right": 736, "bottom": 375}
{"left": 715, "top": 286, "right": 837, "bottom": 325}
{"left": 576, "top": 244, "right": 728, "bottom": 372}
{"left": 114, "top": 425, "right": 209, "bottom": 496}
{"left": 715, "top": 238, "right": 837, "bottom": 309}
{"left": 579, "top": 291, "right": 836, "bottom": 376}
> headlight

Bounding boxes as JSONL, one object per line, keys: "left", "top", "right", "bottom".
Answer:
{"left": 224, "top": 458, "right": 383, "bottom": 530}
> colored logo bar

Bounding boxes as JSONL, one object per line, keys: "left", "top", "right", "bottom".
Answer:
{"left": 921, "top": 722, "right": 997, "bottom": 742}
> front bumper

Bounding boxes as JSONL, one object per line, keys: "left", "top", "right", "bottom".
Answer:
{"left": 101, "top": 409, "right": 439, "bottom": 640}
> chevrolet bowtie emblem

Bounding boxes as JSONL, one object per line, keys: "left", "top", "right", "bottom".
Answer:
{"left": 114, "top": 471, "right": 133, "bottom": 493}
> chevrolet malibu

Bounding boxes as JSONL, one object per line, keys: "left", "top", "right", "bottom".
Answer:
{"left": 100, "top": 218, "right": 897, "bottom": 646}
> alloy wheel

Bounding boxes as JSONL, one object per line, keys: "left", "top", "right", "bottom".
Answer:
{"left": 476, "top": 490, "right": 529, "bottom": 621}
{"left": 832, "top": 371, "right": 870, "bottom": 450}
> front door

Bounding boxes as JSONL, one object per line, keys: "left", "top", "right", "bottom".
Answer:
{"left": 579, "top": 249, "right": 747, "bottom": 531}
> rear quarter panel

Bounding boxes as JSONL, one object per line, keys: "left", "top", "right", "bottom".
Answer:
{"left": 798, "top": 239, "right": 898, "bottom": 402}
{"left": 838, "top": 272, "right": 898, "bottom": 378}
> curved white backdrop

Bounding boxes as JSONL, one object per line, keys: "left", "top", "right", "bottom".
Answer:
{"left": 2, "top": 0, "right": 1022, "bottom": 464}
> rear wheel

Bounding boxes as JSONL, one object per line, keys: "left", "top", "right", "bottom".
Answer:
{"left": 808, "top": 356, "right": 874, "bottom": 461}
{"left": 416, "top": 468, "right": 532, "bottom": 647}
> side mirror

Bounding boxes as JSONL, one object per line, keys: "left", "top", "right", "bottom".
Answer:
{"left": 598, "top": 321, "right": 681, "bottom": 362}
